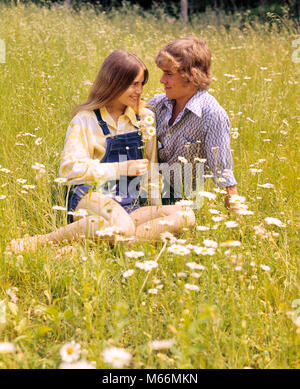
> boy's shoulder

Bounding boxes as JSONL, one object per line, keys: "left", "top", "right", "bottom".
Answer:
{"left": 188, "top": 90, "right": 229, "bottom": 120}
{"left": 146, "top": 93, "right": 167, "bottom": 112}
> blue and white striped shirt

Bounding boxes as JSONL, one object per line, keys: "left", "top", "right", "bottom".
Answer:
{"left": 147, "top": 90, "right": 237, "bottom": 189}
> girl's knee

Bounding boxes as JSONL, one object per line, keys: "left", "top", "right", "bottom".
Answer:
{"left": 187, "top": 209, "right": 196, "bottom": 227}
{"left": 178, "top": 207, "right": 196, "bottom": 228}
{"left": 121, "top": 216, "right": 135, "bottom": 237}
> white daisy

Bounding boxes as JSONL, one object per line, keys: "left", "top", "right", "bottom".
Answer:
{"left": 135, "top": 261, "right": 158, "bottom": 271}
{"left": 237, "top": 209, "right": 254, "bottom": 215}
{"left": 176, "top": 272, "right": 187, "bottom": 277}
{"left": 175, "top": 199, "right": 194, "bottom": 207}
{"left": 193, "top": 247, "right": 216, "bottom": 256}
{"left": 178, "top": 156, "right": 188, "bottom": 164}
{"left": 143, "top": 115, "right": 154, "bottom": 126}
{"left": 160, "top": 231, "right": 177, "bottom": 244}
{"left": 54, "top": 177, "right": 67, "bottom": 184}
{"left": 95, "top": 226, "right": 122, "bottom": 236}
{"left": 167, "top": 244, "right": 190, "bottom": 256}
{"left": 203, "top": 239, "right": 218, "bottom": 248}
{"left": 0, "top": 342, "right": 15, "bottom": 354}
{"left": 102, "top": 347, "right": 132, "bottom": 368}
{"left": 229, "top": 194, "right": 246, "bottom": 204}
{"left": 257, "top": 183, "right": 274, "bottom": 189}
{"left": 264, "top": 217, "right": 286, "bottom": 228}
{"left": 125, "top": 250, "right": 144, "bottom": 259}
{"left": 220, "top": 240, "right": 242, "bottom": 247}
{"left": 260, "top": 264, "right": 271, "bottom": 271}
{"left": 196, "top": 225, "right": 210, "bottom": 231}
{"left": 60, "top": 341, "right": 81, "bottom": 363}
{"left": 212, "top": 215, "right": 226, "bottom": 222}
{"left": 17, "top": 178, "right": 27, "bottom": 184}
{"left": 213, "top": 188, "right": 227, "bottom": 194}
{"left": 194, "top": 157, "right": 206, "bottom": 163}
{"left": 208, "top": 209, "right": 220, "bottom": 214}
{"left": 122, "top": 269, "right": 135, "bottom": 278}
{"left": 35, "top": 137, "right": 42, "bottom": 145}
{"left": 146, "top": 126, "right": 156, "bottom": 137}
{"left": 52, "top": 205, "right": 67, "bottom": 211}
{"left": 186, "top": 262, "right": 206, "bottom": 270}
{"left": 225, "top": 221, "right": 239, "bottom": 228}
{"left": 184, "top": 284, "right": 200, "bottom": 291}
{"left": 148, "top": 339, "right": 175, "bottom": 350}
{"left": 198, "top": 191, "right": 216, "bottom": 201}
{"left": 148, "top": 288, "right": 158, "bottom": 294}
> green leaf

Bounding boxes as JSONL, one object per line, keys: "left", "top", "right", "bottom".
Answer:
{"left": 36, "top": 326, "right": 53, "bottom": 336}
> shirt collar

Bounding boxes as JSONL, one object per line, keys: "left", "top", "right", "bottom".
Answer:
{"left": 162, "top": 89, "right": 207, "bottom": 118}
{"left": 100, "top": 106, "right": 139, "bottom": 129}
{"left": 124, "top": 105, "right": 139, "bottom": 127}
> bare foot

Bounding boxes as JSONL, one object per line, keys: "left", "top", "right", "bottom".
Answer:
{"left": 5, "top": 234, "right": 45, "bottom": 255}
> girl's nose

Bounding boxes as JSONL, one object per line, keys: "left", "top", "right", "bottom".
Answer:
{"left": 137, "top": 84, "right": 143, "bottom": 94}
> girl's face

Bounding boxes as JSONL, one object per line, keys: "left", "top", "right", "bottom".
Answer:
{"left": 116, "top": 68, "right": 145, "bottom": 108}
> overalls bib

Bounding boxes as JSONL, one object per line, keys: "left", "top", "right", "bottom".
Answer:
{"left": 65, "top": 109, "right": 147, "bottom": 223}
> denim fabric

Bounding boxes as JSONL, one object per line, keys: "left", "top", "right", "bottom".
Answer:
{"left": 64, "top": 109, "right": 147, "bottom": 224}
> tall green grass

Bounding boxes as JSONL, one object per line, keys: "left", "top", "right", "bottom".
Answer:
{"left": 0, "top": 3, "right": 299, "bottom": 368}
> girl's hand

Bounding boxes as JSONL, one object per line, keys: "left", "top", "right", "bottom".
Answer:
{"left": 118, "top": 159, "right": 149, "bottom": 176}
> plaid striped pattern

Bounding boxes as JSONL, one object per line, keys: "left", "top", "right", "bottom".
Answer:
{"left": 147, "top": 90, "right": 238, "bottom": 189}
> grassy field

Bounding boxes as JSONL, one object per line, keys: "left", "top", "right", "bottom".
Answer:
{"left": 0, "top": 2, "right": 299, "bottom": 369}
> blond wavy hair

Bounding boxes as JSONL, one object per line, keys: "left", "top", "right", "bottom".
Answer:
{"left": 72, "top": 50, "right": 148, "bottom": 118}
{"left": 155, "top": 36, "right": 212, "bottom": 90}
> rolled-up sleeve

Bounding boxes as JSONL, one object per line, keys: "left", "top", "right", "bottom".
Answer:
{"left": 203, "top": 109, "right": 237, "bottom": 188}
{"left": 59, "top": 114, "right": 120, "bottom": 184}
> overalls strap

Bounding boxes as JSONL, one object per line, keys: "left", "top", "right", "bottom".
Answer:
{"left": 94, "top": 108, "right": 110, "bottom": 136}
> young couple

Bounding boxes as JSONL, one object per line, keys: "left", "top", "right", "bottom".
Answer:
{"left": 7, "top": 36, "right": 238, "bottom": 254}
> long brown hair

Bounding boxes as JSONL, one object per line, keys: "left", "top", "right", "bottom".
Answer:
{"left": 72, "top": 50, "right": 148, "bottom": 118}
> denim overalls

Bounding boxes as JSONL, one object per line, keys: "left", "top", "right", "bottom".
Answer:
{"left": 65, "top": 108, "right": 147, "bottom": 223}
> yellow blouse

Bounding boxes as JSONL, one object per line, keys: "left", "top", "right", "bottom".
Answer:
{"left": 59, "top": 105, "right": 161, "bottom": 204}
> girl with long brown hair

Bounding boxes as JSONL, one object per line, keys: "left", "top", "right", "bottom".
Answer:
{"left": 7, "top": 50, "right": 195, "bottom": 254}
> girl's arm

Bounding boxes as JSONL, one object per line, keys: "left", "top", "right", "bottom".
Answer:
{"left": 59, "top": 113, "right": 149, "bottom": 184}
{"left": 59, "top": 113, "right": 120, "bottom": 185}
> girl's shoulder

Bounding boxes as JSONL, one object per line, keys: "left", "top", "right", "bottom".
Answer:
{"left": 69, "top": 110, "right": 96, "bottom": 127}
{"left": 72, "top": 110, "right": 96, "bottom": 121}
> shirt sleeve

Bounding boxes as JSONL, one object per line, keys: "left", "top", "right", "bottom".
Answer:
{"left": 59, "top": 113, "right": 120, "bottom": 184}
{"left": 146, "top": 94, "right": 165, "bottom": 114}
{"left": 203, "top": 109, "right": 238, "bottom": 188}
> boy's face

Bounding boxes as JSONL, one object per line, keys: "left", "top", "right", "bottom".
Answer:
{"left": 159, "top": 65, "right": 196, "bottom": 101}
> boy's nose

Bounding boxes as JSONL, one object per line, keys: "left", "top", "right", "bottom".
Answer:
{"left": 160, "top": 74, "right": 166, "bottom": 84}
